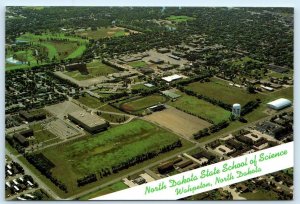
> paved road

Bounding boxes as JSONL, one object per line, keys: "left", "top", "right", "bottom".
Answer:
{"left": 5, "top": 150, "right": 61, "bottom": 200}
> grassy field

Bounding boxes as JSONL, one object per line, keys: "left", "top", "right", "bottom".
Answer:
{"left": 35, "top": 119, "right": 192, "bottom": 197}
{"left": 97, "top": 112, "right": 129, "bottom": 123}
{"left": 185, "top": 77, "right": 265, "bottom": 106}
{"left": 166, "top": 15, "right": 195, "bottom": 22}
{"left": 77, "top": 94, "right": 104, "bottom": 109}
{"left": 128, "top": 61, "right": 147, "bottom": 68}
{"left": 241, "top": 189, "right": 278, "bottom": 200}
{"left": 29, "top": 123, "right": 58, "bottom": 145}
{"left": 75, "top": 27, "right": 130, "bottom": 40}
{"left": 195, "top": 86, "right": 293, "bottom": 143}
{"left": 120, "top": 94, "right": 167, "bottom": 112}
{"left": 79, "top": 181, "right": 128, "bottom": 200}
{"left": 99, "top": 104, "right": 125, "bottom": 114}
{"left": 64, "top": 59, "right": 118, "bottom": 81}
{"left": 167, "top": 91, "right": 231, "bottom": 124}
{"left": 6, "top": 32, "right": 87, "bottom": 70}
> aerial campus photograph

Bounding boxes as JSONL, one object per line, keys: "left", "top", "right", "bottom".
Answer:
{"left": 4, "top": 6, "right": 294, "bottom": 200}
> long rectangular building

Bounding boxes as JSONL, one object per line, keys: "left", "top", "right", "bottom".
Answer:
{"left": 68, "top": 111, "right": 109, "bottom": 133}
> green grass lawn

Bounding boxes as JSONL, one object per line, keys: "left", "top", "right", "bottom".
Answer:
{"left": 120, "top": 94, "right": 167, "bottom": 112}
{"left": 186, "top": 77, "right": 265, "bottom": 106}
{"left": 6, "top": 32, "right": 87, "bottom": 70}
{"left": 99, "top": 104, "right": 124, "bottom": 114}
{"left": 77, "top": 94, "right": 105, "bottom": 109}
{"left": 167, "top": 91, "right": 231, "bottom": 124}
{"left": 241, "top": 189, "right": 278, "bottom": 200}
{"left": 33, "top": 119, "right": 192, "bottom": 197}
{"left": 29, "top": 123, "right": 58, "bottom": 145}
{"left": 166, "top": 15, "right": 195, "bottom": 22}
{"left": 79, "top": 181, "right": 128, "bottom": 200}
{"left": 64, "top": 59, "right": 118, "bottom": 81}
{"left": 113, "top": 30, "right": 126, "bottom": 37}
{"left": 128, "top": 60, "right": 147, "bottom": 68}
{"left": 195, "top": 86, "right": 293, "bottom": 143}
{"left": 97, "top": 112, "right": 129, "bottom": 123}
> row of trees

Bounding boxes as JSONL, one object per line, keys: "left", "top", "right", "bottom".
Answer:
{"left": 193, "top": 121, "right": 229, "bottom": 140}
{"left": 25, "top": 153, "right": 68, "bottom": 193}
{"left": 77, "top": 174, "right": 97, "bottom": 187}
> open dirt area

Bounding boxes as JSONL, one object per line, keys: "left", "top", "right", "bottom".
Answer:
{"left": 144, "top": 107, "right": 212, "bottom": 138}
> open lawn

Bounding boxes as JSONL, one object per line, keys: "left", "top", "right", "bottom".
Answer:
{"left": 97, "top": 112, "right": 129, "bottom": 123}
{"left": 64, "top": 59, "right": 117, "bottom": 81}
{"left": 99, "top": 104, "right": 124, "bottom": 114}
{"left": 79, "top": 181, "right": 128, "bottom": 200}
{"left": 241, "top": 189, "right": 278, "bottom": 200}
{"left": 35, "top": 119, "right": 192, "bottom": 197}
{"left": 186, "top": 77, "right": 264, "bottom": 106}
{"left": 120, "top": 94, "right": 167, "bottom": 112}
{"left": 128, "top": 60, "right": 147, "bottom": 68}
{"left": 75, "top": 27, "right": 130, "bottom": 40}
{"left": 167, "top": 91, "right": 231, "bottom": 124}
{"left": 166, "top": 15, "right": 195, "bottom": 22}
{"left": 77, "top": 94, "right": 105, "bottom": 109}
{"left": 29, "top": 123, "right": 58, "bottom": 145}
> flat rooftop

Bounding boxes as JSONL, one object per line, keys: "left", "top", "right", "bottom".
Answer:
{"left": 162, "top": 74, "right": 182, "bottom": 82}
{"left": 68, "top": 111, "right": 106, "bottom": 127}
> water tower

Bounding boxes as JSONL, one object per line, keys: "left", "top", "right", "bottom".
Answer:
{"left": 232, "top": 103, "right": 241, "bottom": 118}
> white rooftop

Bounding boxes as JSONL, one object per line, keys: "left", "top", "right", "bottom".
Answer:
{"left": 267, "top": 98, "right": 292, "bottom": 110}
{"left": 162, "top": 74, "right": 182, "bottom": 82}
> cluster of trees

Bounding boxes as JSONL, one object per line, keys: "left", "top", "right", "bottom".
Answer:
{"left": 193, "top": 121, "right": 229, "bottom": 139}
{"left": 99, "top": 92, "right": 128, "bottom": 102}
{"left": 5, "top": 135, "right": 25, "bottom": 154}
{"left": 25, "top": 153, "right": 68, "bottom": 193}
{"left": 131, "top": 87, "right": 159, "bottom": 96}
{"left": 240, "top": 100, "right": 261, "bottom": 116}
{"left": 77, "top": 174, "right": 97, "bottom": 187}
{"left": 101, "top": 59, "right": 125, "bottom": 71}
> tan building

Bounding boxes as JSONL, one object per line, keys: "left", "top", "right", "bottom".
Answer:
{"left": 68, "top": 111, "right": 109, "bottom": 133}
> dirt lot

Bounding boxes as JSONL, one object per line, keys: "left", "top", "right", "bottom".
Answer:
{"left": 144, "top": 107, "right": 211, "bottom": 138}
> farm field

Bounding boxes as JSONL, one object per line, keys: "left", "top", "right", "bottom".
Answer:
{"left": 34, "top": 119, "right": 192, "bottom": 197}
{"left": 120, "top": 94, "right": 167, "bottom": 113}
{"left": 167, "top": 90, "right": 231, "bottom": 124}
{"left": 75, "top": 27, "right": 133, "bottom": 40}
{"left": 185, "top": 77, "right": 264, "bottom": 106}
{"left": 64, "top": 59, "right": 118, "bottom": 81}
{"left": 166, "top": 15, "right": 195, "bottom": 22}
{"left": 144, "top": 107, "right": 212, "bottom": 138}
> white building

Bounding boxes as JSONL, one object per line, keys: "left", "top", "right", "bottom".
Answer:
{"left": 267, "top": 98, "right": 292, "bottom": 110}
{"left": 162, "top": 74, "right": 182, "bottom": 82}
